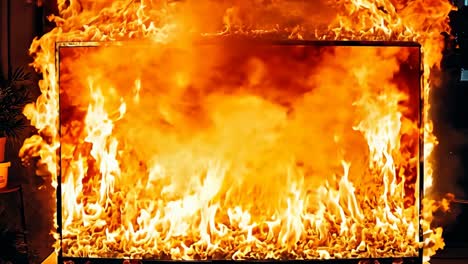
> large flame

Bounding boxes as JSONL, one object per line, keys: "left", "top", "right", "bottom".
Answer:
{"left": 20, "top": 0, "right": 454, "bottom": 263}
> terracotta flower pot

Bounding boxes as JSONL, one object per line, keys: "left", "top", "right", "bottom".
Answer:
{"left": 0, "top": 162, "right": 10, "bottom": 189}
{"left": 0, "top": 137, "right": 6, "bottom": 162}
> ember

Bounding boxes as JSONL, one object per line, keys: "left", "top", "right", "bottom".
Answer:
{"left": 19, "top": 1, "right": 454, "bottom": 263}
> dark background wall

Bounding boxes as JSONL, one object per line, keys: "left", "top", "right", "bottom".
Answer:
{"left": 433, "top": 6, "right": 468, "bottom": 247}
{"left": 0, "top": 0, "right": 55, "bottom": 263}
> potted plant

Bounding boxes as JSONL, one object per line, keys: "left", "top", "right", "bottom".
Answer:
{"left": 0, "top": 67, "right": 34, "bottom": 188}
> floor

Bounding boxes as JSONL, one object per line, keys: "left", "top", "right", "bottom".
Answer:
{"left": 40, "top": 249, "right": 468, "bottom": 264}
{"left": 41, "top": 252, "right": 55, "bottom": 264}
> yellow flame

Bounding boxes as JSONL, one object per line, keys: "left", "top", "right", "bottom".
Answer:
{"left": 19, "top": 0, "right": 455, "bottom": 263}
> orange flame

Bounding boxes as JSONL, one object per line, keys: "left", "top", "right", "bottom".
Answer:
{"left": 20, "top": 0, "right": 454, "bottom": 263}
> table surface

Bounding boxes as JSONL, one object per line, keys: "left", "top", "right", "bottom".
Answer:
{"left": 0, "top": 182, "right": 21, "bottom": 194}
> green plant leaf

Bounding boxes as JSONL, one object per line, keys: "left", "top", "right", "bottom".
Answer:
{"left": 0, "top": 66, "right": 35, "bottom": 139}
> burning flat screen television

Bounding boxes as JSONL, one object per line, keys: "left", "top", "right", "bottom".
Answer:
{"left": 57, "top": 39, "right": 423, "bottom": 263}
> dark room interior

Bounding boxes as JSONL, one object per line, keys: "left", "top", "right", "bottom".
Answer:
{"left": 0, "top": 0, "right": 468, "bottom": 264}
